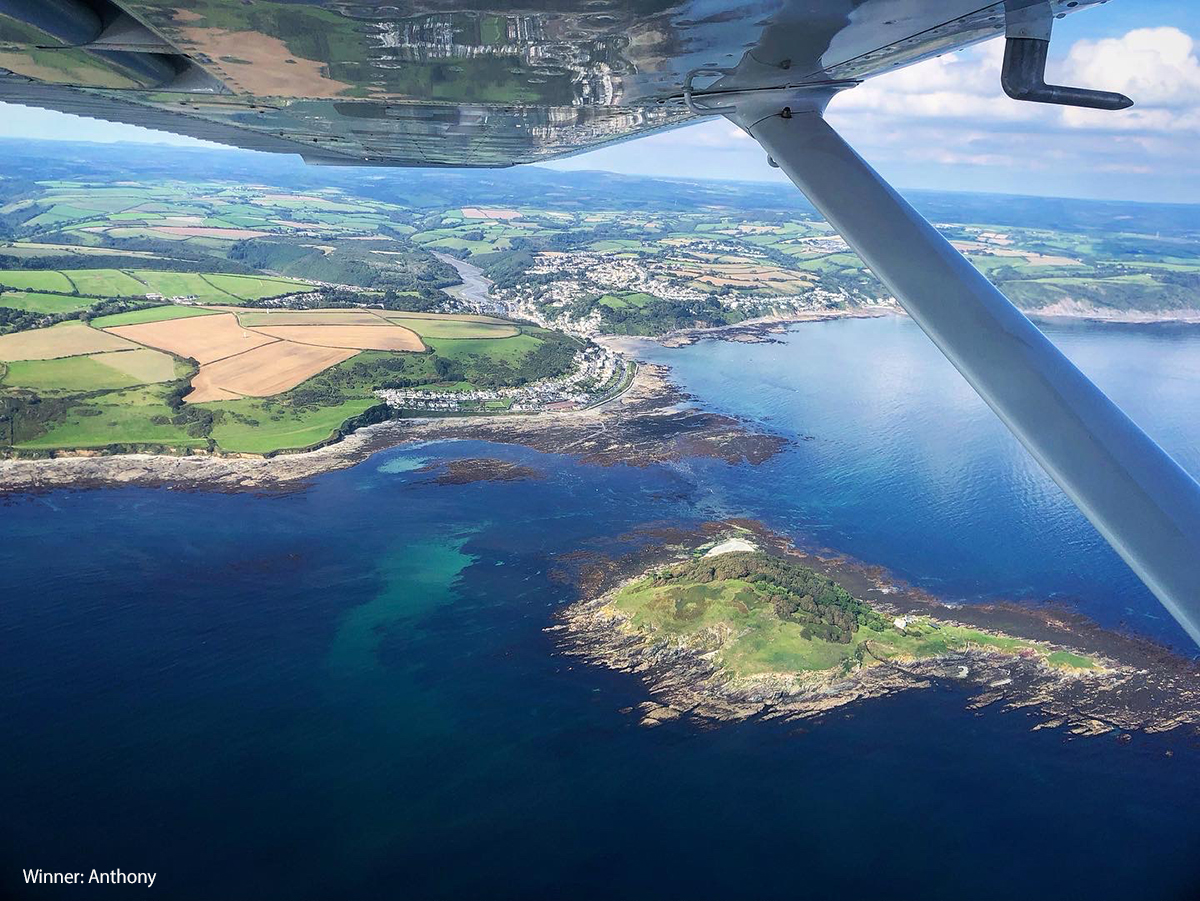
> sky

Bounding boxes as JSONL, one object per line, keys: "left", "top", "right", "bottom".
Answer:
{"left": 1, "top": 1, "right": 1198, "bottom": 202}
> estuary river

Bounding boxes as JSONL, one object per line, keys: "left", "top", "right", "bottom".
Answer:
{"left": 431, "top": 251, "right": 503, "bottom": 315}
{"left": 4, "top": 317, "right": 1200, "bottom": 900}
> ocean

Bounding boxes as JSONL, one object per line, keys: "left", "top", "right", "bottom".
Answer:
{"left": 4, "top": 317, "right": 1200, "bottom": 900}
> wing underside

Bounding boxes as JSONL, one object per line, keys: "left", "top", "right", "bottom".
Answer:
{"left": 0, "top": 0, "right": 1105, "bottom": 167}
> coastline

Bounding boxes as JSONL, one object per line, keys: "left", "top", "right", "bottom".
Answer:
{"left": 0, "top": 362, "right": 786, "bottom": 493}
{"left": 643, "top": 302, "right": 1200, "bottom": 350}
{"left": 642, "top": 306, "right": 898, "bottom": 348}
{"left": 552, "top": 520, "right": 1200, "bottom": 737}
{"left": 6, "top": 307, "right": 1197, "bottom": 493}
{"left": 1026, "top": 299, "right": 1200, "bottom": 324}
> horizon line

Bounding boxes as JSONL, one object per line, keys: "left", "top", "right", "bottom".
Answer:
{"left": 0, "top": 135, "right": 1197, "bottom": 209}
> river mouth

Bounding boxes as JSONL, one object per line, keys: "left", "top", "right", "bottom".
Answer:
{"left": 431, "top": 250, "right": 503, "bottom": 315}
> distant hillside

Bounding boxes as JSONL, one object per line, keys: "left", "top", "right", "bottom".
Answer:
{"left": 2, "top": 138, "right": 1199, "bottom": 239}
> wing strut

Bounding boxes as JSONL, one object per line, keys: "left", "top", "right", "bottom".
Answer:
{"left": 728, "top": 99, "right": 1200, "bottom": 647}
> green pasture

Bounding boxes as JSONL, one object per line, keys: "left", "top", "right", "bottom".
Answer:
{"left": 0, "top": 292, "right": 92, "bottom": 314}
{"left": 426, "top": 333, "right": 543, "bottom": 363}
{"left": 202, "top": 273, "right": 313, "bottom": 300}
{"left": 63, "top": 269, "right": 153, "bottom": 296}
{"left": 201, "top": 397, "right": 378, "bottom": 453}
{"left": 0, "top": 270, "right": 75, "bottom": 292}
{"left": 89, "top": 305, "right": 220, "bottom": 328}
{"left": 14, "top": 386, "right": 206, "bottom": 450}
{"left": 0, "top": 348, "right": 177, "bottom": 392}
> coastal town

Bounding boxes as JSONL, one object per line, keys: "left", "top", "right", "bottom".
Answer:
{"left": 487, "top": 242, "right": 886, "bottom": 336}
{"left": 375, "top": 341, "right": 632, "bottom": 414}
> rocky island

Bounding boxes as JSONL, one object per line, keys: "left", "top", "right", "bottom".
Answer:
{"left": 557, "top": 530, "right": 1200, "bottom": 737}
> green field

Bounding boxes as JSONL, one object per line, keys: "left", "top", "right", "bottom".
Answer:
{"left": 15, "top": 386, "right": 207, "bottom": 450}
{"left": 89, "top": 305, "right": 220, "bottom": 328}
{"left": 0, "top": 267, "right": 315, "bottom": 305}
{"left": 0, "top": 349, "right": 178, "bottom": 392}
{"left": 203, "top": 273, "right": 313, "bottom": 300}
{"left": 202, "top": 397, "right": 378, "bottom": 453}
{"left": 0, "top": 270, "right": 75, "bottom": 292}
{"left": 64, "top": 269, "right": 151, "bottom": 296}
{"left": 386, "top": 317, "right": 518, "bottom": 339}
{"left": 0, "top": 292, "right": 92, "bottom": 314}
{"left": 125, "top": 271, "right": 238, "bottom": 301}
{"left": 427, "top": 333, "right": 543, "bottom": 363}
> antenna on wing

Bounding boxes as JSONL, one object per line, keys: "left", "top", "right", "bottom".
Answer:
{"left": 1001, "top": 0, "right": 1133, "bottom": 110}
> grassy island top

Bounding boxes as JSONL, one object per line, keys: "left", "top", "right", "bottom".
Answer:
{"left": 608, "top": 549, "right": 1098, "bottom": 678}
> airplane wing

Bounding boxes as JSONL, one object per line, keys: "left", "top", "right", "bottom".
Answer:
{"left": 0, "top": 0, "right": 1108, "bottom": 167}
{"left": 5, "top": 0, "right": 1200, "bottom": 648}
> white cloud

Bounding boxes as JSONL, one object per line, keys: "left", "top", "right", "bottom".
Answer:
{"left": 1063, "top": 27, "right": 1200, "bottom": 108}
{"left": 1059, "top": 27, "right": 1200, "bottom": 132}
{"left": 828, "top": 25, "right": 1200, "bottom": 137}
{"left": 832, "top": 41, "right": 1039, "bottom": 125}
{"left": 794, "top": 24, "right": 1200, "bottom": 196}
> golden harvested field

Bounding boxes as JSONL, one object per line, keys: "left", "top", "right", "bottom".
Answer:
{"left": 0, "top": 322, "right": 137, "bottom": 361}
{"left": 233, "top": 309, "right": 391, "bottom": 327}
{"left": 250, "top": 324, "right": 424, "bottom": 351}
{"left": 104, "top": 309, "right": 431, "bottom": 402}
{"left": 187, "top": 341, "right": 356, "bottom": 402}
{"left": 107, "top": 313, "right": 274, "bottom": 364}
{"left": 90, "top": 348, "right": 177, "bottom": 383}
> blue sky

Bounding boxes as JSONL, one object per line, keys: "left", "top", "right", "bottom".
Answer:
{"left": 1, "top": 1, "right": 1197, "bottom": 201}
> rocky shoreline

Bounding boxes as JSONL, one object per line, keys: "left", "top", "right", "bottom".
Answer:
{"left": 551, "top": 520, "right": 1200, "bottom": 738}
{"left": 1026, "top": 299, "right": 1200, "bottom": 324}
{"left": 648, "top": 306, "right": 897, "bottom": 347}
{"left": 630, "top": 302, "right": 1200, "bottom": 351}
{"left": 0, "top": 363, "right": 786, "bottom": 493}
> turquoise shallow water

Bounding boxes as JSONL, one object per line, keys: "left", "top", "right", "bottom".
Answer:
{"left": 4, "top": 317, "right": 1200, "bottom": 899}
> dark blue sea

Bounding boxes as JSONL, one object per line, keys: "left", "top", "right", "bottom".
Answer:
{"left": 4, "top": 317, "right": 1200, "bottom": 900}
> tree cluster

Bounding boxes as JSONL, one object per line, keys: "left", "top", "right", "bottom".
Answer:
{"left": 654, "top": 551, "right": 888, "bottom": 644}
